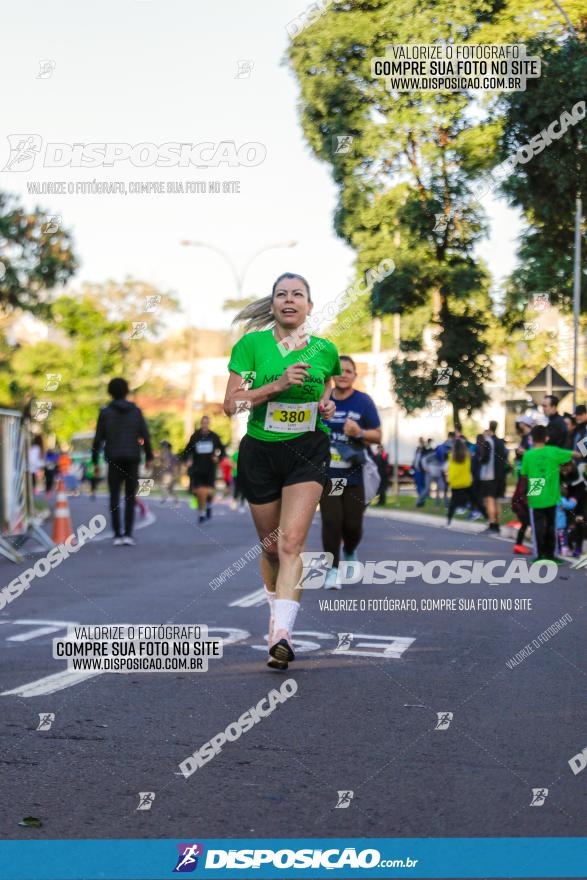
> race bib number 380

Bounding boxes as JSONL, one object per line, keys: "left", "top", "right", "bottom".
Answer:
{"left": 264, "top": 401, "right": 318, "bottom": 433}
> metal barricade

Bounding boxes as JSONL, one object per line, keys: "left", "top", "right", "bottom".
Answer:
{"left": 0, "top": 408, "right": 54, "bottom": 562}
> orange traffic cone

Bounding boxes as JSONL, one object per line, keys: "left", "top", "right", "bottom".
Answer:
{"left": 52, "top": 478, "right": 74, "bottom": 543}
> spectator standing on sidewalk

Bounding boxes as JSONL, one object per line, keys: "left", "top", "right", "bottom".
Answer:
{"left": 476, "top": 421, "right": 509, "bottom": 535}
{"left": 541, "top": 395, "right": 568, "bottom": 448}
{"left": 520, "top": 424, "right": 574, "bottom": 562}
{"left": 567, "top": 405, "right": 587, "bottom": 556}
{"left": 412, "top": 437, "right": 428, "bottom": 498}
{"left": 92, "top": 377, "right": 153, "bottom": 547}
{"left": 446, "top": 439, "right": 486, "bottom": 525}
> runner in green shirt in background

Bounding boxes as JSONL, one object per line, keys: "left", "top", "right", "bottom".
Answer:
{"left": 520, "top": 424, "right": 575, "bottom": 561}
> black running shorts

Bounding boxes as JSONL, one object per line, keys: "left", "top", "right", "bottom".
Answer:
{"left": 237, "top": 431, "right": 330, "bottom": 505}
{"left": 189, "top": 465, "right": 216, "bottom": 489}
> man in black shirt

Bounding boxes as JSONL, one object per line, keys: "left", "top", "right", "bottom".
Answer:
{"left": 92, "top": 377, "right": 153, "bottom": 546}
{"left": 568, "top": 404, "right": 587, "bottom": 556}
{"left": 541, "top": 394, "right": 568, "bottom": 448}
{"left": 181, "top": 416, "right": 225, "bottom": 523}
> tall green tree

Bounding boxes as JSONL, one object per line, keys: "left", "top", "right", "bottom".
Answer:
{"left": 288, "top": 0, "right": 582, "bottom": 425}
{"left": 0, "top": 191, "right": 77, "bottom": 316}
{"left": 288, "top": 0, "right": 500, "bottom": 426}
{"left": 498, "top": 34, "right": 587, "bottom": 322}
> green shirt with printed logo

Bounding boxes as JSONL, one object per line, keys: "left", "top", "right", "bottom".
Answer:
{"left": 228, "top": 329, "right": 341, "bottom": 442}
{"left": 520, "top": 445, "right": 573, "bottom": 508}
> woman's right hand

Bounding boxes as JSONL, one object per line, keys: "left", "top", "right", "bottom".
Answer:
{"left": 275, "top": 362, "right": 311, "bottom": 392}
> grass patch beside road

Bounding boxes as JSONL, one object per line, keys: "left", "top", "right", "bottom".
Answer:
{"left": 377, "top": 492, "right": 517, "bottom": 526}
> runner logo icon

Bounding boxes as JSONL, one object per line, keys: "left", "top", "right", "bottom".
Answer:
{"left": 173, "top": 843, "right": 204, "bottom": 872}
{"left": 528, "top": 478, "right": 546, "bottom": 497}
{"left": 530, "top": 788, "right": 548, "bottom": 806}
{"left": 2, "top": 134, "right": 42, "bottom": 171}
{"left": 435, "top": 712, "right": 453, "bottom": 730}
{"left": 298, "top": 551, "right": 334, "bottom": 589}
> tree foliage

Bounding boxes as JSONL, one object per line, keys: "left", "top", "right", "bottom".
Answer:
{"left": 498, "top": 34, "right": 587, "bottom": 321}
{"left": 287, "top": 0, "right": 583, "bottom": 422}
{"left": 0, "top": 191, "right": 77, "bottom": 317}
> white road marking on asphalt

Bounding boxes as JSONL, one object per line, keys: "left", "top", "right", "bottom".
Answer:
{"left": 207, "top": 627, "right": 250, "bottom": 645}
{"left": 1, "top": 669, "right": 103, "bottom": 698}
{"left": 7, "top": 625, "right": 67, "bottom": 642}
{"left": 2, "top": 619, "right": 77, "bottom": 642}
{"left": 332, "top": 633, "right": 415, "bottom": 659}
{"left": 91, "top": 509, "right": 156, "bottom": 541}
{"left": 229, "top": 589, "right": 266, "bottom": 608}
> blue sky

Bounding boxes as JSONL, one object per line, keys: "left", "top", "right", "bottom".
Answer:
{"left": 1, "top": 0, "right": 521, "bottom": 330}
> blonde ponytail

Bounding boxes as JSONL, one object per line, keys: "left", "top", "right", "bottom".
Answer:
{"left": 233, "top": 295, "right": 274, "bottom": 333}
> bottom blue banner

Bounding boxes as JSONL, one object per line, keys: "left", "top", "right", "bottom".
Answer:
{"left": 0, "top": 837, "right": 586, "bottom": 880}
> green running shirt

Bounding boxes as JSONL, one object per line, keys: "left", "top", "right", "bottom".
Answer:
{"left": 228, "top": 329, "right": 342, "bottom": 442}
{"left": 520, "top": 445, "right": 573, "bottom": 508}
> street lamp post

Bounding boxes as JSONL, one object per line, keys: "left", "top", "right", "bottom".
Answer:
{"left": 572, "top": 195, "right": 583, "bottom": 410}
{"left": 180, "top": 239, "right": 297, "bottom": 297}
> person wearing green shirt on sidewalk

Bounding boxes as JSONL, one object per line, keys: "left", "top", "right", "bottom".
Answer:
{"left": 520, "top": 424, "right": 575, "bottom": 562}
{"left": 224, "top": 272, "right": 341, "bottom": 670}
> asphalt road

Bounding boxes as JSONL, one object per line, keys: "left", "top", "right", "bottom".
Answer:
{"left": 1, "top": 493, "right": 587, "bottom": 843}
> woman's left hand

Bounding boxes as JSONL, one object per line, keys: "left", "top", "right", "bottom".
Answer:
{"left": 319, "top": 400, "right": 336, "bottom": 420}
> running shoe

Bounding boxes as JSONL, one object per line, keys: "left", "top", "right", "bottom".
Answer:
{"left": 324, "top": 568, "right": 341, "bottom": 590}
{"left": 198, "top": 515, "right": 206, "bottom": 524}
{"left": 122, "top": 536, "right": 136, "bottom": 546}
{"left": 269, "top": 629, "right": 295, "bottom": 664}
{"left": 468, "top": 511, "right": 484, "bottom": 521}
{"left": 342, "top": 549, "right": 357, "bottom": 562}
{"left": 266, "top": 615, "right": 288, "bottom": 671}
{"left": 113, "top": 536, "right": 124, "bottom": 547}
{"left": 513, "top": 544, "right": 531, "bottom": 555}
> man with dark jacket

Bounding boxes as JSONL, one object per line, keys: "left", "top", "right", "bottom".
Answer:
{"left": 476, "top": 420, "right": 509, "bottom": 534}
{"left": 541, "top": 395, "right": 568, "bottom": 448}
{"left": 568, "top": 404, "right": 587, "bottom": 556}
{"left": 92, "top": 378, "right": 153, "bottom": 546}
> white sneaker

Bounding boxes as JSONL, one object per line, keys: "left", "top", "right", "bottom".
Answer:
{"left": 113, "top": 537, "right": 124, "bottom": 547}
{"left": 324, "top": 568, "right": 341, "bottom": 590}
{"left": 122, "top": 536, "right": 136, "bottom": 546}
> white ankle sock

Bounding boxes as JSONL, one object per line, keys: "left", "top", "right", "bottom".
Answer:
{"left": 264, "top": 586, "right": 275, "bottom": 641}
{"left": 273, "top": 598, "right": 300, "bottom": 636}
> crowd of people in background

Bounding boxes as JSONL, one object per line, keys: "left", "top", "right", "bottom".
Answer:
{"left": 28, "top": 383, "right": 587, "bottom": 566}
{"left": 412, "top": 394, "right": 587, "bottom": 563}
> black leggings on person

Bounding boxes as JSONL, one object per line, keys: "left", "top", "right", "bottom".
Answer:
{"left": 107, "top": 459, "right": 139, "bottom": 537}
{"left": 529, "top": 506, "right": 556, "bottom": 560}
{"left": 447, "top": 487, "right": 486, "bottom": 523}
{"left": 320, "top": 481, "right": 365, "bottom": 569}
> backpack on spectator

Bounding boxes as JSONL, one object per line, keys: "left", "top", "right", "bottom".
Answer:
{"left": 476, "top": 437, "right": 491, "bottom": 465}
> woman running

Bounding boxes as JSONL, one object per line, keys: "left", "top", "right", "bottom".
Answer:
{"left": 181, "top": 416, "right": 225, "bottom": 524}
{"left": 319, "top": 356, "right": 381, "bottom": 589}
{"left": 224, "top": 273, "right": 340, "bottom": 669}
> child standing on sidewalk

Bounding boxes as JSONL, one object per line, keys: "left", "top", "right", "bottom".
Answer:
{"left": 520, "top": 424, "right": 574, "bottom": 562}
{"left": 556, "top": 484, "right": 577, "bottom": 557}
